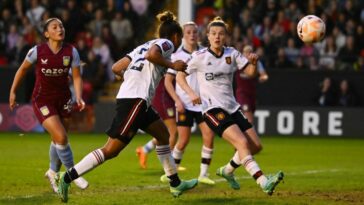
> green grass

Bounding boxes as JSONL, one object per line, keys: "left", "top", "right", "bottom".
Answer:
{"left": 0, "top": 132, "right": 363, "bottom": 205}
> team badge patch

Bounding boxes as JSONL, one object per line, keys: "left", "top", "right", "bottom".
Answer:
{"left": 225, "top": 56, "right": 231, "bottom": 64}
{"left": 40, "top": 106, "right": 50, "bottom": 116}
{"left": 63, "top": 56, "right": 70, "bottom": 66}
{"left": 161, "top": 42, "right": 172, "bottom": 52}
{"left": 178, "top": 113, "right": 186, "bottom": 122}
{"left": 216, "top": 112, "right": 225, "bottom": 120}
{"left": 167, "top": 108, "right": 175, "bottom": 117}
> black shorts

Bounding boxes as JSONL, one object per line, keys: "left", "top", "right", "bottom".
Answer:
{"left": 177, "top": 109, "right": 204, "bottom": 127}
{"left": 203, "top": 108, "right": 252, "bottom": 137}
{"left": 106, "top": 98, "right": 160, "bottom": 144}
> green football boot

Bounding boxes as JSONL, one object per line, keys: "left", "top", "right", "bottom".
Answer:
{"left": 262, "top": 171, "right": 284, "bottom": 195}
{"left": 170, "top": 179, "right": 198, "bottom": 197}
{"left": 57, "top": 172, "right": 70, "bottom": 202}
{"left": 216, "top": 166, "right": 240, "bottom": 190}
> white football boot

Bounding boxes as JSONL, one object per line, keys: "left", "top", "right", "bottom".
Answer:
{"left": 73, "top": 177, "right": 89, "bottom": 190}
{"left": 45, "top": 169, "right": 58, "bottom": 193}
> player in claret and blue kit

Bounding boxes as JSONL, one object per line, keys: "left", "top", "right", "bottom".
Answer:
{"left": 9, "top": 18, "right": 89, "bottom": 193}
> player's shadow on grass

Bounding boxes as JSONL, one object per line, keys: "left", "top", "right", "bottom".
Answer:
{"left": 0, "top": 192, "right": 58, "bottom": 205}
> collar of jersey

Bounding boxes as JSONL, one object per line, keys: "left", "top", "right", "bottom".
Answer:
{"left": 207, "top": 46, "right": 224, "bottom": 58}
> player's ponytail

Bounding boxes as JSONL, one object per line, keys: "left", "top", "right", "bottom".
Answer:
{"left": 207, "top": 16, "right": 228, "bottom": 32}
{"left": 156, "top": 11, "right": 182, "bottom": 39}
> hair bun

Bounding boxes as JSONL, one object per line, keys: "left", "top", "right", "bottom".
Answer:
{"left": 213, "top": 16, "right": 223, "bottom": 21}
{"left": 157, "top": 11, "right": 176, "bottom": 23}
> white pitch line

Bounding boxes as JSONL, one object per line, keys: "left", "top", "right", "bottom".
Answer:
{"left": 0, "top": 169, "right": 342, "bottom": 201}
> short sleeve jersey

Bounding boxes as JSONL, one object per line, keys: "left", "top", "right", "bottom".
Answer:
{"left": 186, "top": 47, "right": 249, "bottom": 114}
{"left": 167, "top": 46, "right": 203, "bottom": 112}
{"left": 116, "top": 39, "right": 175, "bottom": 106}
{"left": 25, "top": 43, "right": 80, "bottom": 98}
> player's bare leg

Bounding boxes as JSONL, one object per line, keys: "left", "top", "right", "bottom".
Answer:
{"left": 57, "top": 136, "right": 128, "bottom": 202}
{"left": 43, "top": 115, "right": 88, "bottom": 192}
{"left": 217, "top": 125, "right": 283, "bottom": 194}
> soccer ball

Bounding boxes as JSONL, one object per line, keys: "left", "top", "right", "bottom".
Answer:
{"left": 297, "top": 15, "right": 326, "bottom": 43}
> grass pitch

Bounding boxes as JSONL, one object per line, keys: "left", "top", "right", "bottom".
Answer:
{"left": 0, "top": 132, "right": 363, "bottom": 205}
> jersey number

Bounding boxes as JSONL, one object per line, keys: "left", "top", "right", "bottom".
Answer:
{"left": 130, "top": 48, "right": 148, "bottom": 72}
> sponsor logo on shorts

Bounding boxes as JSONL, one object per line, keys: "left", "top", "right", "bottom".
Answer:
{"left": 63, "top": 99, "right": 73, "bottom": 113}
{"left": 216, "top": 112, "right": 225, "bottom": 120}
{"left": 167, "top": 108, "right": 175, "bottom": 117}
{"left": 40, "top": 106, "right": 50, "bottom": 116}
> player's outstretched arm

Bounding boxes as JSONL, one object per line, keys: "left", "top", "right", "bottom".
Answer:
{"left": 9, "top": 60, "right": 33, "bottom": 111}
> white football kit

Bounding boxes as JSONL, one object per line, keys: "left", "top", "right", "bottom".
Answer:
{"left": 167, "top": 46, "right": 203, "bottom": 112}
{"left": 116, "top": 39, "right": 175, "bottom": 106}
{"left": 185, "top": 47, "right": 249, "bottom": 114}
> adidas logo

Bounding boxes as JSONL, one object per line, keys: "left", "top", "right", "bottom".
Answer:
{"left": 207, "top": 62, "right": 212, "bottom": 66}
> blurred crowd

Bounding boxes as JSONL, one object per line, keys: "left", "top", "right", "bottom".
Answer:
{"left": 0, "top": 0, "right": 165, "bottom": 104}
{"left": 194, "top": 0, "right": 364, "bottom": 71}
{"left": 0, "top": 0, "right": 164, "bottom": 81}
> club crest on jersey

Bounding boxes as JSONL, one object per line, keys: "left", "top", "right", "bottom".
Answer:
{"left": 216, "top": 112, "right": 225, "bottom": 120}
{"left": 40, "top": 106, "right": 50, "bottom": 116}
{"left": 41, "top": 58, "right": 48, "bottom": 65}
{"left": 167, "top": 108, "right": 175, "bottom": 117}
{"left": 178, "top": 113, "right": 186, "bottom": 122}
{"left": 161, "top": 42, "right": 172, "bottom": 52}
{"left": 225, "top": 57, "right": 231, "bottom": 64}
{"left": 63, "top": 56, "right": 70, "bottom": 66}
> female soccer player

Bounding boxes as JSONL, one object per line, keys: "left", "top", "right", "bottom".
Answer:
{"left": 9, "top": 18, "right": 88, "bottom": 193}
{"left": 56, "top": 11, "right": 197, "bottom": 202}
{"left": 164, "top": 22, "right": 215, "bottom": 185}
{"left": 176, "top": 17, "right": 284, "bottom": 195}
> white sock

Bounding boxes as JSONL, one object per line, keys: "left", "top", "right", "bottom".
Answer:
{"left": 200, "top": 145, "right": 213, "bottom": 177}
{"left": 143, "top": 140, "right": 155, "bottom": 153}
{"left": 241, "top": 155, "right": 267, "bottom": 187}
{"left": 224, "top": 151, "right": 241, "bottom": 174}
{"left": 172, "top": 147, "right": 184, "bottom": 165}
{"left": 156, "top": 145, "right": 177, "bottom": 176}
{"left": 74, "top": 149, "right": 105, "bottom": 176}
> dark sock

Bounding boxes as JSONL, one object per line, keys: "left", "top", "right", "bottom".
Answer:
{"left": 64, "top": 168, "right": 79, "bottom": 184}
{"left": 168, "top": 173, "right": 181, "bottom": 187}
{"left": 253, "top": 170, "right": 263, "bottom": 180}
{"left": 201, "top": 158, "right": 211, "bottom": 165}
{"left": 230, "top": 160, "right": 240, "bottom": 168}
{"left": 174, "top": 158, "right": 181, "bottom": 164}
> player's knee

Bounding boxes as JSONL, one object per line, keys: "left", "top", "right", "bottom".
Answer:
{"left": 101, "top": 148, "right": 120, "bottom": 160}
{"left": 252, "top": 144, "right": 263, "bottom": 155}
{"left": 53, "top": 134, "right": 68, "bottom": 145}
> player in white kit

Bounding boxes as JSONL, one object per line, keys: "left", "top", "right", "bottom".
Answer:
{"left": 56, "top": 11, "right": 198, "bottom": 203}
{"left": 162, "top": 22, "right": 215, "bottom": 185}
{"left": 176, "top": 17, "right": 284, "bottom": 195}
